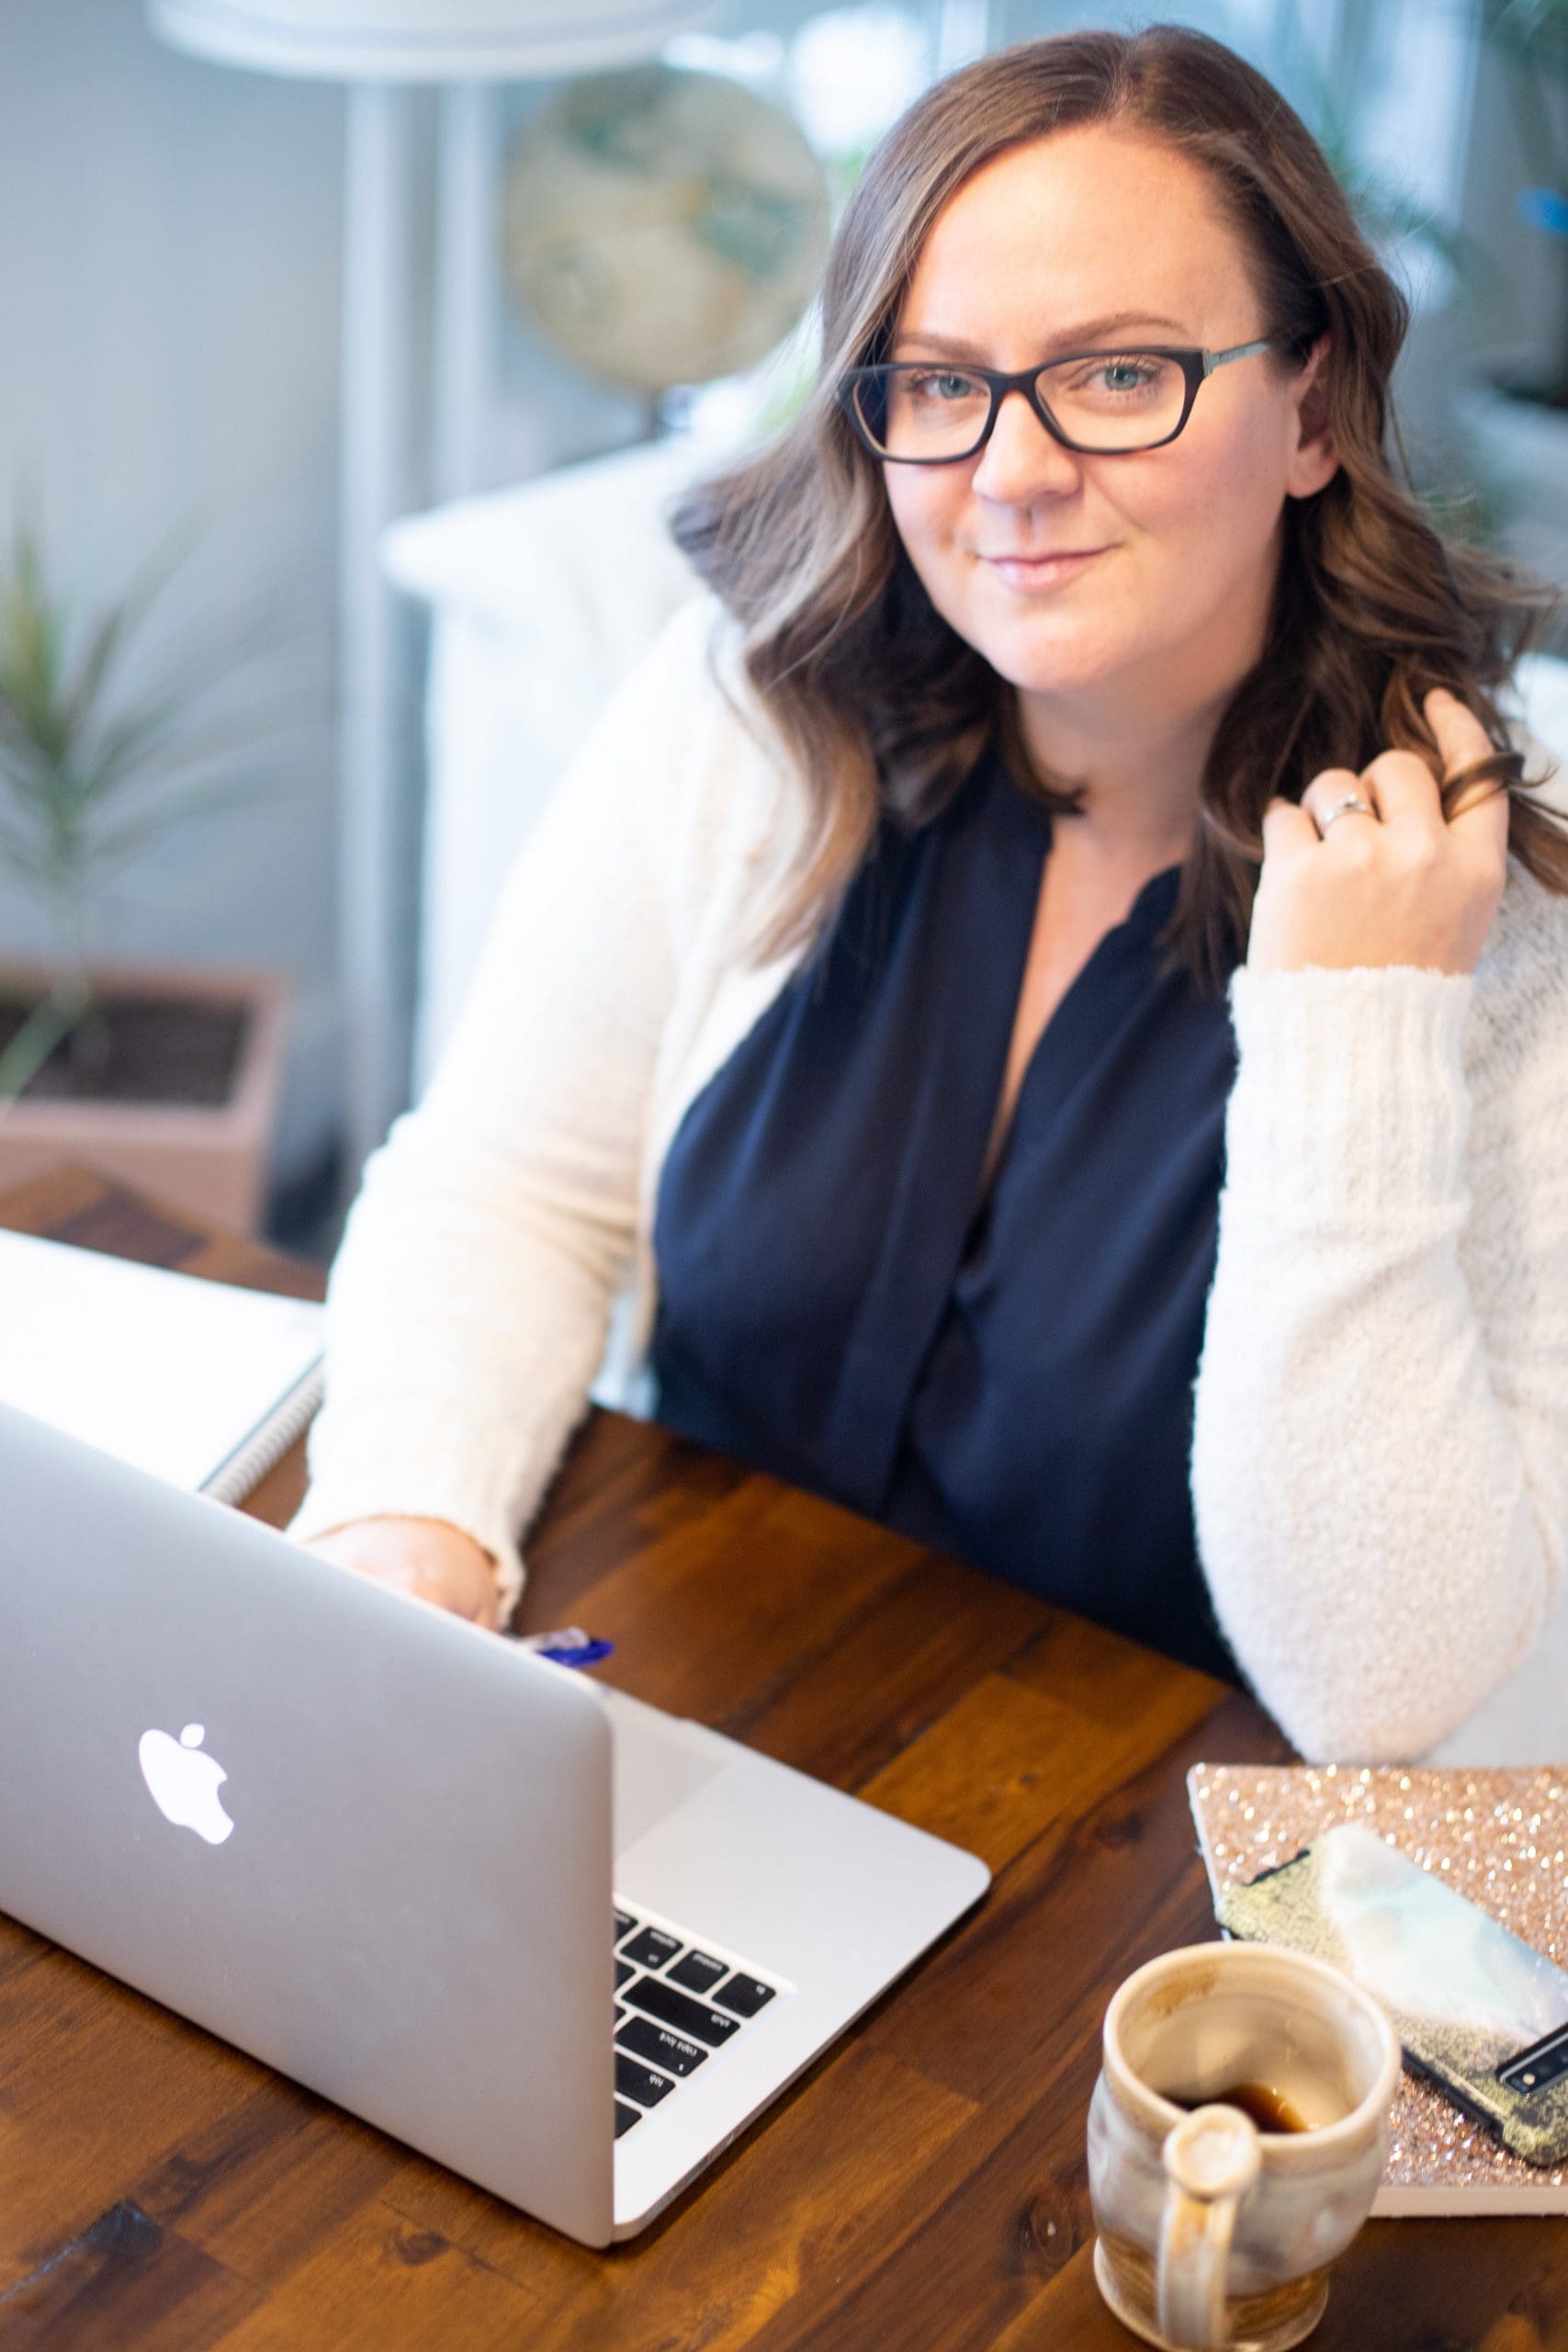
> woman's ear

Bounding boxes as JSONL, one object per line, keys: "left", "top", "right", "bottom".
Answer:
{"left": 1287, "top": 332, "right": 1338, "bottom": 499}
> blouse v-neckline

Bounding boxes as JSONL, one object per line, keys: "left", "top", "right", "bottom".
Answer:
{"left": 976, "top": 778, "right": 1184, "bottom": 1212}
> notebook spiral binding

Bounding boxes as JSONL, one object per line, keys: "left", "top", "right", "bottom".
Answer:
{"left": 200, "top": 1368, "right": 324, "bottom": 1506}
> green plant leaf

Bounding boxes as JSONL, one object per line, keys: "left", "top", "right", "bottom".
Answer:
{"left": 80, "top": 708, "right": 280, "bottom": 802}
{"left": 56, "top": 526, "right": 199, "bottom": 754}
{"left": 1487, "top": 0, "right": 1568, "bottom": 79}
{"left": 78, "top": 775, "right": 281, "bottom": 877}
{"left": 0, "top": 740, "right": 68, "bottom": 811}
{"left": 0, "top": 821, "right": 60, "bottom": 883}
{"left": 84, "top": 680, "right": 209, "bottom": 787}
{"left": 0, "top": 979, "right": 90, "bottom": 1103}
{"left": 0, "top": 517, "right": 310, "bottom": 950}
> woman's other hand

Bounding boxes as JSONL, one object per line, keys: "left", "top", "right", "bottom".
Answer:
{"left": 300, "top": 1516, "right": 503, "bottom": 1630}
{"left": 1248, "top": 687, "right": 1510, "bottom": 977}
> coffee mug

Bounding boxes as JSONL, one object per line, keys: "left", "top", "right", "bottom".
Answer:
{"left": 1088, "top": 1941, "right": 1401, "bottom": 2351}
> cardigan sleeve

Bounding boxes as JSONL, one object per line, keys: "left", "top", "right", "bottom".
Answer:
{"left": 286, "top": 594, "right": 730, "bottom": 1615}
{"left": 1190, "top": 868, "right": 1568, "bottom": 1761}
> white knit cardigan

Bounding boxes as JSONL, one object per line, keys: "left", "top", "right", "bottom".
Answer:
{"left": 289, "top": 595, "right": 1568, "bottom": 1767}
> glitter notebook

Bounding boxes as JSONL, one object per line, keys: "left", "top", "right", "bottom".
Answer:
{"left": 1187, "top": 1763, "right": 1568, "bottom": 2215}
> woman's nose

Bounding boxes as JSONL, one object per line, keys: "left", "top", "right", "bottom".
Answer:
{"left": 969, "top": 384, "right": 1085, "bottom": 504}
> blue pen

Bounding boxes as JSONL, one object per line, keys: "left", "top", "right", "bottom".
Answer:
{"left": 516, "top": 1625, "right": 615, "bottom": 1668}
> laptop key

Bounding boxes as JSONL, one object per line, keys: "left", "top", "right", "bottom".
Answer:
{"left": 614, "top": 1909, "right": 637, "bottom": 1943}
{"left": 622, "top": 1927, "right": 682, "bottom": 1970}
{"left": 624, "top": 1974, "right": 739, "bottom": 2046}
{"left": 615, "top": 2052, "right": 676, "bottom": 2109}
{"left": 667, "top": 1949, "right": 728, "bottom": 1996}
{"left": 714, "top": 1973, "right": 776, "bottom": 2019}
{"left": 616, "top": 2015, "right": 707, "bottom": 2077}
{"left": 614, "top": 2099, "right": 642, "bottom": 2138}
{"left": 615, "top": 1958, "right": 635, "bottom": 1990}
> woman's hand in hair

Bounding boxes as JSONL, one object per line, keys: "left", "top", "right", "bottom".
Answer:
{"left": 299, "top": 1515, "right": 504, "bottom": 1630}
{"left": 1248, "top": 689, "right": 1510, "bottom": 978}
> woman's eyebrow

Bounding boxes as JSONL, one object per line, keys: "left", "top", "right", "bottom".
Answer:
{"left": 892, "top": 311, "right": 1192, "bottom": 358}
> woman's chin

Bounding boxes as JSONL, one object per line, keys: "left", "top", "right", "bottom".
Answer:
{"left": 974, "top": 619, "right": 1131, "bottom": 701}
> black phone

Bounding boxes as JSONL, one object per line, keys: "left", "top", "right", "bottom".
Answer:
{"left": 1217, "top": 1820, "right": 1568, "bottom": 2166}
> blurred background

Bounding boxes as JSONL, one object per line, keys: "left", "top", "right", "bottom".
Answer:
{"left": 0, "top": 0, "right": 1561, "bottom": 1261}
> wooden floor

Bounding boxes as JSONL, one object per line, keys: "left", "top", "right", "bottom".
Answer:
{"left": 1, "top": 1168, "right": 1562, "bottom": 2351}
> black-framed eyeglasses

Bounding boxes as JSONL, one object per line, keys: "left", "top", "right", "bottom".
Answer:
{"left": 837, "top": 339, "right": 1278, "bottom": 462}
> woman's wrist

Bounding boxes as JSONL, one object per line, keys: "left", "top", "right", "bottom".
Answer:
{"left": 1224, "top": 964, "right": 1472, "bottom": 1225}
{"left": 298, "top": 1513, "right": 507, "bottom": 1630}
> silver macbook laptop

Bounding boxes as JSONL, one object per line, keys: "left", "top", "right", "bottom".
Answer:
{"left": 0, "top": 1400, "right": 988, "bottom": 2245}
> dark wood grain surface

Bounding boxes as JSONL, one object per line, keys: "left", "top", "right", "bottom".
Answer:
{"left": 1, "top": 1167, "right": 1561, "bottom": 2351}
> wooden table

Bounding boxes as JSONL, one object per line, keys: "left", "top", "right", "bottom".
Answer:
{"left": 1, "top": 1166, "right": 1561, "bottom": 2352}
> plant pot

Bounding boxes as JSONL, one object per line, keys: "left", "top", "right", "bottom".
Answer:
{"left": 1452, "top": 352, "right": 1568, "bottom": 647}
{"left": 0, "top": 960, "right": 289, "bottom": 1237}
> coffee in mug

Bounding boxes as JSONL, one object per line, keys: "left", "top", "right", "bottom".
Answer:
{"left": 1088, "top": 1941, "right": 1401, "bottom": 2351}
{"left": 1164, "top": 2080, "right": 1310, "bottom": 2134}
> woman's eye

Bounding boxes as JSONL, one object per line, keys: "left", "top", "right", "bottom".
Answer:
{"left": 1083, "top": 358, "right": 1159, "bottom": 395}
{"left": 908, "top": 370, "right": 981, "bottom": 402}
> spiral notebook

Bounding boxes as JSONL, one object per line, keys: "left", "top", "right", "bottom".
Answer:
{"left": 0, "top": 1227, "right": 322, "bottom": 1503}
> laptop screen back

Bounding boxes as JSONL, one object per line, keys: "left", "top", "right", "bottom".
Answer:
{"left": 0, "top": 1403, "right": 616, "bottom": 2245}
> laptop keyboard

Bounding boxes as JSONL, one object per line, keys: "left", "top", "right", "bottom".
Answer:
{"left": 612, "top": 1903, "right": 783, "bottom": 2140}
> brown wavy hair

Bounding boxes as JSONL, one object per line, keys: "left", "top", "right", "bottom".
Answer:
{"left": 670, "top": 22, "right": 1568, "bottom": 983}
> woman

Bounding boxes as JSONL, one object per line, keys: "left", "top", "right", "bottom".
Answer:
{"left": 293, "top": 26, "right": 1568, "bottom": 1765}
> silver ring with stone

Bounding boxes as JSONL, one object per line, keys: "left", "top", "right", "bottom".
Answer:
{"left": 1318, "top": 790, "right": 1377, "bottom": 834}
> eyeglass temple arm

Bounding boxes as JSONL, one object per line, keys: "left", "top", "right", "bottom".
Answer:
{"left": 1201, "top": 337, "right": 1275, "bottom": 376}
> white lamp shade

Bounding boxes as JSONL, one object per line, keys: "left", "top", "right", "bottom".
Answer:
{"left": 147, "top": 0, "right": 716, "bottom": 80}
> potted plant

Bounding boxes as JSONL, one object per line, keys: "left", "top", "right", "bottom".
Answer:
{"left": 0, "top": 524, "right": 294, "bottom": 1235}
{"left": 1452, "top": 0, "right": 1568, "bottom": 627}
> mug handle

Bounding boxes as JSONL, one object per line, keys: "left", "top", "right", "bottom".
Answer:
{"left": 1156, "top": 2105, "right": 1263, "bottom": 2350}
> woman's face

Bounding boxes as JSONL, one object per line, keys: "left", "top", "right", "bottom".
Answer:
{"left": 881, "top": 125, "right": 1337, "bottom": 729}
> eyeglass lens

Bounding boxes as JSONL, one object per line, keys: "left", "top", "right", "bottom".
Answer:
{"left": 856, "top": 352, "right": 1188, "bottom": 458}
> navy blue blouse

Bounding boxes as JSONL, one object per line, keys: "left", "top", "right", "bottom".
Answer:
{"left": 649, "top": 747, "right": 1242, "bottom": 1679}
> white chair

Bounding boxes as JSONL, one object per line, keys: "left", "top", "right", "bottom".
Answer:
{"left": 383, "top": 434, "right": 718, "bottom": 1095}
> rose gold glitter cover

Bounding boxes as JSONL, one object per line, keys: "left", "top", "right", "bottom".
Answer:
{"left": 1188, "top": 1764, "right": 1568, "bottom": 2215}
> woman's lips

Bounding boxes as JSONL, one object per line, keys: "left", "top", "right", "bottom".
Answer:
{"left": 982, "top": 546, "right": 1109, "bottom": 590}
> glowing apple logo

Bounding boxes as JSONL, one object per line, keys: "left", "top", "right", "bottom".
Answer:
{"left": 137, "top": 1722, "right": 235, "bottom": 1846}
